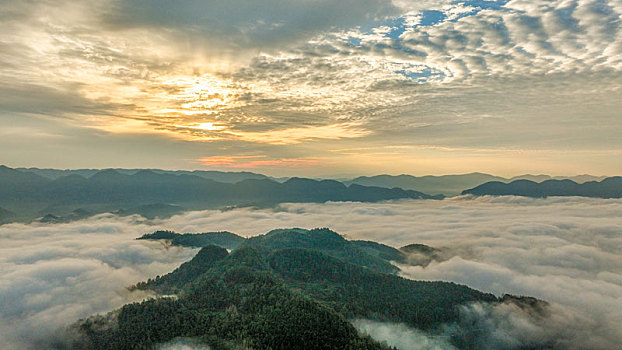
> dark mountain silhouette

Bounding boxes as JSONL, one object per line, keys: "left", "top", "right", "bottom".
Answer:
{"left": 463, "top": 177, "right": 622, "bottom": 198}
{"left": 509, "top": 174, "right": 605, "bottom": 183}
{"left": 113, "top": 203, "right": 185, "bottom": 219}
{"left": 346, "top": 173, "right": 606, "bottom": 196}
{"left": 37, "top": 209, "right": 91, "bottom": 223}
{"left": 17, "top": 167, "right": 269, "bottom": 182}
{"left": 0, "top": 166, "right": 441, "bottom": 223}
{"left": 345, "top": 172, "right": 504, "bottom": 196}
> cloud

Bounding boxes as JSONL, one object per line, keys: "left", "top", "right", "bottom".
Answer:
{"left": 353, "top": 319, "right": 457, "bottom": 349}
{"left": 155, "top": 338, "right": 212, "bottom": 350}
{"left": 104, "top": 0, "right": 398, "bottom": 53}
{"left": 196, "top": 155, "right": 322, "bottom": 169}
{"left": 444, "top": 301, "right": 620, "bottom": 350}
{"left": 1, "top": 0, "right": 621, "bottom": 174}
{"left": 357, "top": 299, "right": 620, "bottom": 350}
{"left": 158, "top": 196, "right": 622, "bottom": 347}
{"left": 0, "top": 215, "right": 199, "bottom": 350}
{"left": 2, "top": 197, "right": 622, "bottom": 348}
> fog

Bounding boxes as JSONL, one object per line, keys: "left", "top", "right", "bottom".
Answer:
{"left": 0, "top": 215, "right": 199, "bottom": 349}
{"left": 1, "top": 196, "right": 621, "bottom": 348}
{"left": 353, "top": 319, "right": 456, "bottom": 350}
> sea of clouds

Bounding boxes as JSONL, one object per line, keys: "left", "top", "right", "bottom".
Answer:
{"left": 1, "top": 196, "right": 621, "bottom": 349}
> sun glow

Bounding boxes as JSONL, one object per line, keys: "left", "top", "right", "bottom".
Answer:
{"left": 194, "top": 122, "right": 222, "bottom": 131}
{"left": 170, "top": 75, "right": 237, "bottom": 111}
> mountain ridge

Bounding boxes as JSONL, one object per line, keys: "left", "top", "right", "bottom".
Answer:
{"left": 0, "top": 166, "right": 441, "bottom": 224}
{"left": 346, "top": 173, "right": 607, "bottom": 196}
{"left": 463, "top": 177, "right": 622, "bottom": 198}
{"left": 74, "top": 228, "right": 520, "bottom": 349}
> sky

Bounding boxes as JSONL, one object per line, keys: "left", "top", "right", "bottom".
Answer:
{"left": 1, "top": 0, "right": 621, "bottom": 177}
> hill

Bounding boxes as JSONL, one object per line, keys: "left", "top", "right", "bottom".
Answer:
{"left": 138, "top": 230, "right": 246, "bottom": 250}
{"left": 462, "top": 177, "right": 622, "bottom": 198}
{"left": 73, "top": 228, "right": 508, "bottom": 349}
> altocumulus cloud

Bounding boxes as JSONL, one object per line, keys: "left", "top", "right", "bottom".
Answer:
{"left": 1, "top": 196, "right": 621, "bottom": 348}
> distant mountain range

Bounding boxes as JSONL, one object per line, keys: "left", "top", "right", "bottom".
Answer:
{"left": 345, "top": 173, "right": 607, "bottom": 196}
{"left": 73, "top": 228, "right": 546, "bottom": 349}
{"left": 0, "top": 165, "right": 440, "bottom": 223}
{"left": 17, "top": 167, "right": 607, "bottom": 196}
{"left": 1, "top": 165, "right": 616, "bottom": 223}
{"left": 17, "top": 167, "right": 269, "bottom": 183}
{"left": 463, "top": 177, "right": 622, "bottom": 198}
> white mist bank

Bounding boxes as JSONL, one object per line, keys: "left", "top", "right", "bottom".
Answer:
{"left": 0, "top": 216, "right": 199, "bottom": 349}
{"left": 1, "top": 196, "right": 621, "bottom": 348}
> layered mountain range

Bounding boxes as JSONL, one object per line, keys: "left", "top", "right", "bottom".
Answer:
{"left": 0, "top": 166, "right": 439, "bottom": 223}
{"left": 0, "top": 165, "right": 617, "bottom": 224}
{"left": 345, "top": 173, "right": 606, "bottom": 196}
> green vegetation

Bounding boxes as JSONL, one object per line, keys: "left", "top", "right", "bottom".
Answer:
{"left": 137, "top": 230, "right": 245, "bottom": 250}
{"left": 74, "top": 228, "right": 501, "bottom": 349}
{"left": 242, "top": 228, "right": 400, "bottom": 274}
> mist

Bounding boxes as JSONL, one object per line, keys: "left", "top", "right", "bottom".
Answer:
{"left": 0, "top": 215, "right": 199, "bottom": 349}
{"left": 1, "top": 196, "right": 621, "bottom": 348}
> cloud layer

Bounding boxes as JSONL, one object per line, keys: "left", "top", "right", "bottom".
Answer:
{"left": 1, "top": 0, "right": 621, "bottom": 175}
{"left": 1, "top": 196, "right": 621, "bottom": 348}
{"left": 0, "top": 215, "right": 199, "bottom": 349}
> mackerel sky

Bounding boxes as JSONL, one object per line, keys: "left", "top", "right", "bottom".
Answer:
{"left": 1, "top": 0, "right": 621, "bottom": 176}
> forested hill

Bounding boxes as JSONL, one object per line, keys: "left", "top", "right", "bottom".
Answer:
{"left": 462, "top": 177, "right": 622, "bottom": 198}
{"left": 138, "top": 228, "right": 412, "bottom": 274}
{"left": 138, "top": 230, "right": 246, "bottom": 250}
{"left": 137, "top": 228, "right": 454, "bottom": 272}
{"left": 72, "top": 228, "right": 549, "bottom": 350}
{"left": 0, "top": 165, "right": 441, "bottom": 223}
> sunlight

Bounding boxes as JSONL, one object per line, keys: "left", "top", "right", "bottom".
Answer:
{"left": 168, "top": 75, "right": 236, "bottom": 111}
{"left": 194, "top": 122, "right": 222, "bottom": 131}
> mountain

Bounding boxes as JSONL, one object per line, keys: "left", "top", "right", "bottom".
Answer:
{"left": 462, "top": 177, "right": 622, "bottom": 198}
{"left": 73, "top": 228, "right": 511, "bottom": 349}
{"left": 351, "top": 240, "right": 407, "bottom": 263}
{"left": 0, "top": 166, "right": 441, "bottom": 223}
{"left": 400, "top": 243, "right": 445, "bottom": 266}
{"left": 138, "top": 228, "right": 401, "bottom": 274}
{"left": 113, "top": 203, "right": 185, "bottom": 219}
{"left": 17, "top": 167, "right": 269, "bottom": 182}
{"left": 346, "top": 173, "right": 507, "bottom": 196}
{"left": 138, "top": 229, "right": 455, "bottom": 270}
{"left": 509, "top": 174, "right": 606, "bottom": 183}
{"left": 37, "top": 208, "right": 91, "bottom": 223}
{"left": 241, "top": 228, "right": 401, "bottom": 274}
{"left": 0, "top": 206, "right": 15, "bottom": 224}
{"left": 0, "top": 165, "right": 51, "bottom": 196}
{"left": 138, "top": 230, "right": 246, "bottom": 250}
{"left": 346, "top": 173, "right": 607, "bottom": 196}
